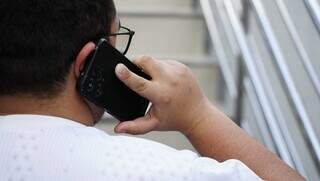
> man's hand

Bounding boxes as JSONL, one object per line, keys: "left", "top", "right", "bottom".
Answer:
{"left": 114, "top": 56, "right": 209, "bottom": 135}
{"left": 114, "top": 56, "right": 305, "bottom": 180}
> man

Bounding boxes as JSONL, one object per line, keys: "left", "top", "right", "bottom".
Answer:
{"left": 0, "top": 0, "right": 303, "bottom": 180}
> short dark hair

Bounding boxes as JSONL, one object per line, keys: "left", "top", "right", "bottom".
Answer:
{"left": 0, "top": 0, "right": 116, "bottom": 98}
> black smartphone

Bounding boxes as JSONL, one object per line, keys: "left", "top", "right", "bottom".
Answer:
{"left": 76, "top": 38, "right": 151, "bottom": 121}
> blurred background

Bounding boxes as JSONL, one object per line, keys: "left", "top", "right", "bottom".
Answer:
{"left": 95, "top": 0, "right": 320, "bottom": 179}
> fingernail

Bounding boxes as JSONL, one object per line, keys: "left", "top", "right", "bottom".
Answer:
{"left": 115, "top": 64, "right": 126, "bottom": 77}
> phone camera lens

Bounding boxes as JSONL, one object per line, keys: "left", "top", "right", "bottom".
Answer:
{"left": 97, "top": 70, "right": 103, "bottom": 82}
{"left": 87, "top": 82, "right": 94, "bottom": 92}
{"left": 96, "top": 88, "right": 103, "bottom": 97}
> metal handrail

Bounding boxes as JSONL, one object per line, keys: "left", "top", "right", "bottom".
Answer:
{"left": 244, "top": 78, "right": 277, "bottom": 152}
{"left": 200, "top": 0, "right": 320, "bottom": 177}
{"left": 118, "top": 9, "right": 202, "bottom": 19}
{"left": 200, "top": 0, "right": 238, "bottom": 99}
{"left": 222, "top": 0, "right": 295, "bottom": 167}
{"left": 247, "top": 35, "right": 307, "bottom": 176}
{"left": 303, "top": 0, "right": 320, "bottom": 34}
{"left": 200, "top": 0, "right": 292, "bottom": 164}
{"left": 214, "top": 2, "right": 240, "bottom": 56}
{"left": 275, "top": 0, "right": 320, "bottom": 98}
{"left": 249, "top": 0, "right": 320, "bottom": 164}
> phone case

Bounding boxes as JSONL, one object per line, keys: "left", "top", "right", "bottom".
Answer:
{"left": 76, "top": 39, "right": 151, "bottom": 121}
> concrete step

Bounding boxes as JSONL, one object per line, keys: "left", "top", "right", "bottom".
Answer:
{"left": 114, "top": 0, "right": 196, "bottom": 12}
{"left": 119, "top": 16, "right": 206, "bottom": 58}
{"left": 117, "top": 8, "right": 202, "bottom": 19}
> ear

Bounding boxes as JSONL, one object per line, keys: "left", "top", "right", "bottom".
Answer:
{"left": 74, "top": 42, "right": 96, "bottom": 78}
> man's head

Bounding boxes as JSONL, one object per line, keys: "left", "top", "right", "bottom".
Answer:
{"left": 0, "top": 0, "right": 116, "bottom": 97}
{"left": 0, "top": 0, "right": 118, "bottom": 124}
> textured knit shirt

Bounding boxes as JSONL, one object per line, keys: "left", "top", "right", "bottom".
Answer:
{"left": 0, "top": 114, "right": 261, "bottom": 181}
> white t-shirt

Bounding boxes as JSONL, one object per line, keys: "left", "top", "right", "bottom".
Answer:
{"left": 0, "top": 115, "right": 261, "bottom": 181}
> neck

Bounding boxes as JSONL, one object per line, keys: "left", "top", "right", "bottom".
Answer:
{"left": 0, "top": 93, "right": 94, "bottom": 126}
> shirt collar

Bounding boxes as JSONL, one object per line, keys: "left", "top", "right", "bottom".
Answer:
{"left": 0, "top": 114, "right": 86, "bottom": 130}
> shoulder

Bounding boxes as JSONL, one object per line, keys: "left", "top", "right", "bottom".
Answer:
{"left": 74, "top": 127, "right": 200, "bottom": 166}
{"left": 69, "top": 126, "right": 198, "bottom": 157}
{"left": 62, "top": 127, "right": 201, "bottom": 180}
{"left": 0, "top": 125, "right": 261, "bottom": 181}
{"left": 41, "top": 126, "right": 199, "bottom": 166}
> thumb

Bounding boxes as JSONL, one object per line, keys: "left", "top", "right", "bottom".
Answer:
{"left": 114, "top": 112, "right": 159, "bottom": 135}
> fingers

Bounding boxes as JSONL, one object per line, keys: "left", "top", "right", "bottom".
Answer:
{"left": 164, "top": 60, "right": 183, "bottom": 67}
{"left": 115, "top": 63, "right": 158, "bottom": 101}
{"left": 114, "top": 113, "right": 159, "bottom": 135}
{"left": 132, "top": 56, "right": 162, "bottom": 77}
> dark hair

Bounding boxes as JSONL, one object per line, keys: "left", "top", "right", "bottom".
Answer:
{"left": 0, "top": 0, "right": 116, "bottom": 98}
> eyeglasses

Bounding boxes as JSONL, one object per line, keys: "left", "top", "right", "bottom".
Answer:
{"left": 108, "top": 26, "right": 135, "bottom": 55}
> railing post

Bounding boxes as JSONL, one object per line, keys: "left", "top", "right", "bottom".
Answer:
{"left": 234, "top": 56, "right": 245, "bottom": 126}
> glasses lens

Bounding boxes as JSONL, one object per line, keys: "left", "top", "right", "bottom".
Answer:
{"left": 115, "top": 28, "right": 130, "bottom": 54}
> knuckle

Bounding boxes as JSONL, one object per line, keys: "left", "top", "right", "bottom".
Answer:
{"left": 168, "top": 60, "right": 180, "bottom": 65}
{"left": 140, "top": 56, "right": 154, "bottom": 65}
{"left": 139, "top": 58, "right": 149, "bottom": 66}
{"left": 170, "top": 78, "right": 179, "bottom": 87}
{"left": 135, "top": 56, "right": 155, "bottom": 68}
{"left": 133, "top": 79, "right": 148, "bottom": 93}
{"left": 137, "top": 56, "right": 152, "bottom": 63}
{"left": 126, "top": 123, "right": 141, "bottom": 135}
{"left": 159, "top": 93, "right": 172, "bottom": 104}
{"left": 176, "top": 64, "right": 189, "bottom": 76}
{"left": 126, "top": 128, "right": 139, "bottom": 135}
{"left": 140, "top": 55, "right": 153, "bottom": 61}
{"left": 132, "top": 126, "right": 147, "bottom": 135}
